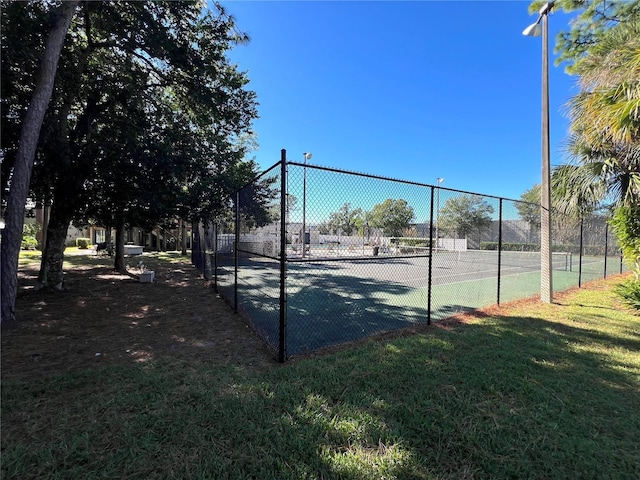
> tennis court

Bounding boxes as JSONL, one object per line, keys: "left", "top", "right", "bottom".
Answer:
{"left": 194, "top": 156, "right": 627, "bottom": 361}
{"left": 217, "top": 248, "right": 590, "bottom": 356}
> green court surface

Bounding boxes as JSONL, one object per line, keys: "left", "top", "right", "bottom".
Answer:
{"left": 218, "top": 253, "right": 625, "bottom": 356}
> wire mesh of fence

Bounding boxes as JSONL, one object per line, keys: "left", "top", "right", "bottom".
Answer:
{"left": 192, "top": 152, "right": 630, "bottom": 362}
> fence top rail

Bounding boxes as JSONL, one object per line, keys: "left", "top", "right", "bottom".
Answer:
{"left": 285, "top": 160, "right": 528, "bottom": 204}
{"left": 233, "top": 160, "right": 282, "bottom": 197}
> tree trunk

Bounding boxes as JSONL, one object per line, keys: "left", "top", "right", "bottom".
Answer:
{"left": 191, "top": 222, "right": 204, "bottom": 272}
{"left": 114, "top": 218, "right": 126, "bottom": 273}
{"left": 37, "top": 190, "right": 76, "bottom": 289}
{"left": 1, "top": 1, "right": 79, "bottom": 323}
{"left": 181, "top": 219, "right": 188, "bottom": 255}
{"left": 203, "top": 220, "right": 213, "bottom": 280}
{"left": 105, "top": 227, "right": 113, "bottom": 255}
{"left": 41, "top": 220, "right": 71, "bottom": 290}
{"left": 41, "top": 202, "right": 51, "bottom": 251}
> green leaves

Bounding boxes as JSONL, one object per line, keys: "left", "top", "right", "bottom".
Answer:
{"left": 9, "top": 1, "right": 260, "bottom": 229}
{"left": 370, "top": 199, "right": 415, "bottom": 238}
{"left": 439, "top": 194, "right": 494, "bottom": 240}
{"left": 539, "top": 0, "right": 640, "bottom": 74}
{"left": 328, "top": 203, "right": 363, "bottom": 236}
{"left": 528, "top": 1, "right": 640, "bottom": 218}
{"left": 609, "top": 204, "right": 640, "bottom": 278}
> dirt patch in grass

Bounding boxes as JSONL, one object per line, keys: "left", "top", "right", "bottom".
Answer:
{"left": 1, "top": 251, "right": 278, "bottom": 382}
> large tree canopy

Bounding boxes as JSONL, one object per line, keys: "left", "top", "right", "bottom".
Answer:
{"left": 563, "top": 18, "right": 640, "bottom": 208}
{"left": 527, "top": 0, "right": 640, "bottom": 209}
{"left": 531, "top": 0, "right": 640, "bottom": 73}
{"left": 439, "top": 194, "right": 494, "bottom": 241}
{"left": 370, "top": 199, "right": 415, "bottom": 238}
{"left": 1, "top": 1, "right": 259, "bottom": 321}
{"left": 327, "top": 203, "right": 363, "bottom": 236}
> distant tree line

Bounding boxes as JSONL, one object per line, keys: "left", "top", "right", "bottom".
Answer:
{"left": 317, "top": 199, "right": 416, "bottom": 239}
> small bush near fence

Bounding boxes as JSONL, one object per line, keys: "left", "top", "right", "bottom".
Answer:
{"left": 76, "top": 238, "right": 91, "bottom": 249}
{"left": 391, "top": 237, "right": 431, "bottom": 247}
{"left": 21, "top": 236, "right": 38, "bottom": 250}
{"left": 481, "top": 242, "right": 539, "bottom": 252}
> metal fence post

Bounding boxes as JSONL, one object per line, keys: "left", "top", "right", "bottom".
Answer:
{"left": 578, "top": 218, "right": 584, "bottom": 288}
{"left": 279, "top": 149, "right": 288, "bottom": 362}
{"left": 620, "top": 253, "right": 624, "bottom": 275}
{"left": 202, "top": 220, "right": 211, "bottom": 280}
{"left": 497, "top": 199, "right": 503, "bottom": 306}
{"left": 604, "top": 222, "right": 609, "bottom": 279}
{"left": 234, "top": 191, "right": 239, "bottom": 312}
{"left": 214, "top": 222, "right": 218, "bottom": 292}
{"left": 427, "top": 186, "right": 434, "bottom": 325}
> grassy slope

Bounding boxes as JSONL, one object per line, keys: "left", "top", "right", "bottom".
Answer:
{"left": 2, "top": 273, "right": 639, "bottom": 479}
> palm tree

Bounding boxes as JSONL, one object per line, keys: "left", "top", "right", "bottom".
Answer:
{"left": 556, "top": 18, "right": 640, "bottom": 287}
{"left": 559, "top": 19, "right": 640, "bottom": 210}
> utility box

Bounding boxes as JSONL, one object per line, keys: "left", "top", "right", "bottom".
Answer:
{"left": 139, "top": 271, "right": 155, "bottom": 283}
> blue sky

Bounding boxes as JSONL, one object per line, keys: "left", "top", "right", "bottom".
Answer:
{"left": 218, "top": 0, "right": 579, "bottom": 202}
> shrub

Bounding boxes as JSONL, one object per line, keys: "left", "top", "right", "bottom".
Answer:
{"left": 480, "top": 242, "right": 539, "bottom": 252}
{"left": 390, "top": 237, "right": 431, "bottom": 247}
{"left": 614, "top": 279, "right": 640, "bottom": 310}
{"left": 21, "top": 236, "right": 38, "bottom": 250}
{"left": 22, "top": 223, "right": 41, "bottom": 250}
{"left": 76, "top": 238, "right": 91, "bottom": 249}
{"left": 609, "top": 205, "right": 640, "bottom": 277}
{"left": 23, "top": 223, "right": 41, "bottom": 237}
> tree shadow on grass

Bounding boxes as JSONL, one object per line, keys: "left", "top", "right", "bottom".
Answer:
{"left": 223, "top": 255, "right": 513, "bottom": 358}
{"left": 3, "top": 262, "right": 638, "bottom": 479}
{"left": 2, "top": 252, "right": 276, "bottom": 382}
{"left": 234, "top": 307, "right": 640, "bottom": 479}
{"left": 216, "top": 256, "right": 434, "bottom": 357}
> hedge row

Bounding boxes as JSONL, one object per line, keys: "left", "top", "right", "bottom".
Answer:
{"left": 480, "top": 242, "right": 539, "bottom": 252}
{"left": 76, "top": 238, "right": 92, "bottom": 249}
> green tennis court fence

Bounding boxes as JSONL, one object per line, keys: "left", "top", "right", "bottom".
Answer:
{"left": 438, "top": 250, "right": 573, "bottom": 271}
{"left": 192, "top": 150, "right": 630, "bottom": 362}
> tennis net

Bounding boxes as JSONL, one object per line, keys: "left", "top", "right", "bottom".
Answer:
{"left": 435, "top": 250, "right": 572, "bottom": 271}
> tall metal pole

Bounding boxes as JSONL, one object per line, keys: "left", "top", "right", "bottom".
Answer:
{"left": 497, "top": 199, "right": 503, "bottom": 306}
{"left": 603, "top": 222, "right": 609, "bottom": 279}
{"left": 279, "top": 149, "right": 288, "bottom": 362}
{"left": 436, "top": 178, "right": 443, "bottom": 252}
{"left": 301, "top": 152, "right": 311, "bottom": 259}
{"left": 234, "top": 191, "right": 240, "bottom": 312}
{"left": 540, "top": 5, "right": 553, "bottom": 303}
{"left": 427, "top": 186, "right": 435, "bottom": 325}
{"left": 302, "top": 154, "right": 306, "bottom": 258}
{"left": 578, "top": 219, "right": 584, "bottom": 288}
{"left": 523, "top": 2, "right": 554, "bottom": 303}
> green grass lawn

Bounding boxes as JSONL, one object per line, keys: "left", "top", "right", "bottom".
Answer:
{"left": 2, "top": 264, "right": 639, "bottom": 478}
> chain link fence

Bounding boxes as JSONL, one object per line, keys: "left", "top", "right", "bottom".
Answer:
{"left": 193, "top": 150, "right": 629, "bottom": 361}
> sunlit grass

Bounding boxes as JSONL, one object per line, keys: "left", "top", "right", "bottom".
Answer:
{"left": 17, "top": 249, "right": 41, "bottom": 268}
{"left": 2, "top": 255, "right": 639, "bottom": 479}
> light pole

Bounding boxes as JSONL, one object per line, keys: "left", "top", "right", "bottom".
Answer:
{"left": 302, "top": 152, "right": 312, "bottom": 258}
{"left": 523, "top": 1, "right": 554, "bottom": 303}
{"left": 436, "top": 178, "right": 444, "bottom": 252}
